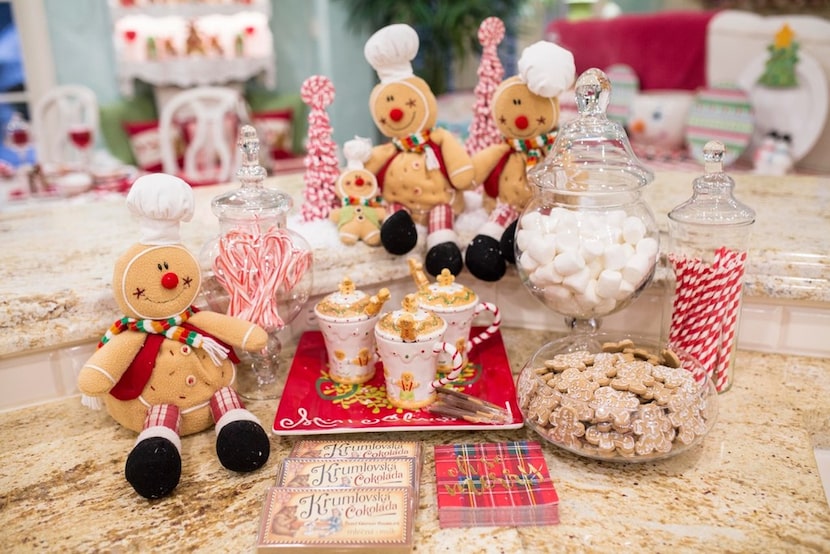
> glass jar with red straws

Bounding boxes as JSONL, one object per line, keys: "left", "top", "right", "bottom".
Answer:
{"left": 667, "top": 141, "right": 755, "bottom": 393}
{"left": 200, "top": 125, "right": 313, "bottom": 400}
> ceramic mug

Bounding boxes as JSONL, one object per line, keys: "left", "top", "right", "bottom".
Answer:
{"left": 374, "top": 295, "right": 468, "bottom": 410}
{"left": 313, "top": 279, "right": 390, "bottom": 385}
{"left": 431, "top": 299, "right": 501, "bottom": 373}
{"left": 316, "top": 312, "right": 381, "bottom": 385}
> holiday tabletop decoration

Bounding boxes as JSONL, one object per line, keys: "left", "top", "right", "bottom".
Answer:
{"left": 363, "top": 23, "right": 476, "bottom": 277}
{"left": 330, "top": 137, "right": 386, "bottom": 246}
{"left": 77, "top": 173, "right": 271, "bottom": 500}
{"left": 301, "top": 75, "right": 340, "bottom": 222}
{"left": 465, "top": 17, "right": 506, "bottom": 157}
{"left": 465, "top": 40, "right": 575, "bottom": 282}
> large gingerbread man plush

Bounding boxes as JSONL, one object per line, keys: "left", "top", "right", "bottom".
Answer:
{"left": 78, "top": 174, "right": 271, "bottom": 500}
{"left": 465, "top": 41, "right": 575, "bottom": 282}
{"left": 363, "top": 23, "right": 475, "bottom": 277}
{"left": 330, "top": 137, "right": 386, "bottom": 246}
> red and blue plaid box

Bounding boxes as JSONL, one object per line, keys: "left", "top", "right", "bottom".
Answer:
{"left": 433, "top": 441, "right": 559, "bottom": 528}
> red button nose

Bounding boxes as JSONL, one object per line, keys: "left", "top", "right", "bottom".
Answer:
{"left": 355, "top": 176, "right": 365, "bottom": 186}
{"left": 161, "top": 272, "right": 179, "bottom": 289}
{"left": 389, "top": 108, "right": 404, "bottom": 122}
{"left": 514, "top": 115, "right": 529, "bottom": 130}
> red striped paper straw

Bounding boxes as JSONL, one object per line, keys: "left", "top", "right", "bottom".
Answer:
{"left": 714, "top": 249, "right": 747, "bottom": 391}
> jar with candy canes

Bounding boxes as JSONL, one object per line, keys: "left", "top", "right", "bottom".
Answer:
{"left": 200, "top": 125, "right": 313, "bottom": 400}
{"left": 666, "top": 141, "right": 755, "bottom": 393}
{"left": 515, "top": 68, "right": 658, "bottom": 347}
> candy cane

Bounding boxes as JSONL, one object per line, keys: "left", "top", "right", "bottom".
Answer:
{"left": 467, "top": 301, "right": 501, "bottom": 353}
{"left": 213, "top": 225, "right": 311, "bottom": 330}
{"left": 431, "top": 342, "right": 464, "bottom": 389}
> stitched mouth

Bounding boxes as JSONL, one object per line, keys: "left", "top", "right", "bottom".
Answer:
{"left": 385, "top": 111, "right": 417, "bottom": 132}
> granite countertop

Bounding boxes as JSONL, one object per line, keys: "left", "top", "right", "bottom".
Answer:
{"left": 1, "top": 170, "right": 828, "bottom": 358}
{"left": 1, "top": 327, "right": 828, "bottom": 552}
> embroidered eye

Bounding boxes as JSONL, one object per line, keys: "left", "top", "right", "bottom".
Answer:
{"left": 513, "top": 98, "right": 522, "bottom": 105}
{"left": 386, "top": 95, "right": 395, "bottom": 102}
{"left": 156, "top": 261, "right": 170, "bottom": 271}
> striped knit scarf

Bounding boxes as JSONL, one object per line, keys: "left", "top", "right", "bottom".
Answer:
{"left": 98, "top": 306, "right": 229, "bottom": 366}
{"left": 393, "top": 129, "right": 440, "bottom": 170}
{"left": 342, "top": 195, "right": 383, "bottom": 207}
{"left": 508, "top": 131, "right": 557, "bottom": 168}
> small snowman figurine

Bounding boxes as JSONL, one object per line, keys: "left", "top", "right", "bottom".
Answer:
{"left": 753, "top": 131, "right": 793, "bottom": 176}
{"left": 330, "top": 137, "right": 386, "bottom": 246}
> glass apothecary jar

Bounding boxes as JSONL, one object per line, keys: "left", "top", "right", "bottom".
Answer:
{"left": 200, "top": 125, "right": 313, "bottom": 400}
{"left": 515, "top": 68, "right": 659, "bottom": 342}
{"left": 666, "top": 141, "right": 755, "bottom": 393}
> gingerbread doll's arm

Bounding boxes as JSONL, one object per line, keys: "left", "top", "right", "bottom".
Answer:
{"left": 472, "top": 143, "right": 512, "bottom": 186}
{"left": 78, "top": 332, "right": 147, "bottom": 396}
{"left": 188, "top": 311, "right": 268, "bottom": 352}
{"left": 429, "top": 128, "right": 475, "bottom": 190}
{"left": 364, "top": 143, "right": 398, "bottom": 174}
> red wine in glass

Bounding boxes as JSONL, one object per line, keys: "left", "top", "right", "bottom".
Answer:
{"left": 10, "top": 127, "right": 30, "bottom": 149}
{"left": 68, "top": 125, "right": 93, "bottom": 149}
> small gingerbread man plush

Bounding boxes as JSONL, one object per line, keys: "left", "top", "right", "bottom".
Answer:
{"left": 78, "top": 174, "right": 270, "bottom": 500}
{"left": 466, "top": 41, "right": 575, "bottom": 282}
{"left": 330, "top": 137, "right": 386, "bottom": 246}
{"left": 363, "top": 23, "right": 475, "bottom": 277}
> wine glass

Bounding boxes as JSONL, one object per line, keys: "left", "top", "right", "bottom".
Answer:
{"left": 514, "top": 68, "right": 658, "bottom": 351}
{"left": 67, "top": 123, "right": 94, "bottom": 168}
{"left": 4, "top": 112, "right": 33, "bottom": 194}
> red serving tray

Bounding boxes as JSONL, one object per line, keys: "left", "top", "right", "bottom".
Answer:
{"left": 272, "top": 328, "right": 523, "bottom": 435}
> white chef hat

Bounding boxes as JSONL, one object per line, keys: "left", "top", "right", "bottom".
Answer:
{"left": 364, "top": 24, "right": 419, "bottom": 83}
{"left": 517, "top": 41, "right": 576, "bottom": 99}
{"left": 126, "top": 173, "right": 195, "bottom": 245}
{"left": 343, "top": 136, "right": 373, "bottom": 170}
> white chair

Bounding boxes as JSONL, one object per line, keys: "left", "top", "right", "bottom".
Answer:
{"left": 32, "top": 84, "right": 99, "bottom": 167}
{"left": 158, "top": 86, "right": 249, "bottom": 185}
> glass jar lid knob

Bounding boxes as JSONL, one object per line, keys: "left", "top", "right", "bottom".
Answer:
{"left": 574, "top": 68, "right": 611, "bottom": 117}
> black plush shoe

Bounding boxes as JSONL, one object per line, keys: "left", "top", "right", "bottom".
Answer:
{"left": 425, "top": 241, "right": 463, "bottom": 277}
{"left": 380, "top": 210, "right": 418, "bottom": 255}
{"left": 465, "top": 234, "right": 506, "bottom": 282}
{"left": 125, "top": 436, "right": 182, "bottom": 499}
{"left": 499, "top": 219, "right": 519, "bottom": 265}
{"left": 216, "top": 419, "right": 271, "bottom": 473}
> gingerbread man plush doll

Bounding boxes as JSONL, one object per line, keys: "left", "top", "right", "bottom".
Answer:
{"left": 78, "top": 174, "right": 271, "bottom": 500}
{"left": 465, "top": 41, "right": 575, "bottom": 282}
{"left": 363, "top": 23, "right": 475, "bottom": 277}
{"left": 330, "top": 137, "right": 386, "bottom": 246}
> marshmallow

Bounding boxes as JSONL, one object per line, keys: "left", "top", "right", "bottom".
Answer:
{"left": 555, "top": 230, "right": 580, "bottom": 254}
{"left": 553, "top": 250, "right": 585, "bottom": 276}
{"left": 636, "top": 236, "right": 659, "bottom": 259}
{"left": 596, "top": 269, "right": 622, "bottom": 298}
{"left": 528, "top": 239, "right": 557, "bottom": 266}
{"left": 519, "top": 251, "right": 539, "bottom": 273}
{"left": 562, "top": 266, "right": 591, "bottom": 294}
{"left": 622, "top": 252, "right": 654, "bottom": 285}
{"left": 532, "top": 261, "right": 564, "bottom": 286}
{"left": 615, "top": 279, "right": 636, "bottom": 300}
{"left": 602, "top": 243, "right": 629, "bottom": 270}
{"left": 520, "top": 211, "right": 543, "bottom": 231}
{"left": 580, "top": 238, "right": 605, "bottom": 263}
{"left": 516, "top": 228, "right": 542, "bottom": 252}
{"left": 622, "top": 216, "right": 647, "bottom": 244}
{"left": 576, "top": 280, "right": 601, "bottom": 309}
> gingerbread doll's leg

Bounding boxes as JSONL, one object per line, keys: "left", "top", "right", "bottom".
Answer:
{"left": 125, "top": 404, "right": 182, "bottom": 499}
{"left": 465, "top": 201, "right": 518, "bottom": 282}
{"left": 380, "top": 201, "right": 418, "bottom": 255}
{"left": 425, "top": 203, "right": 463, "bottom": 277}
{"left": 210, "top": 386, "right": 270, "bottom": 472}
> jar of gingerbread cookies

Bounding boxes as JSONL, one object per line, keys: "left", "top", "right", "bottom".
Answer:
{"left": 516, "top": 332, "right": 718, "bottom": 462}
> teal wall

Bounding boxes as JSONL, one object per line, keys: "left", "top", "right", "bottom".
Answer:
{"left": 43, "top": 0, "right": 376, "bottom": 152}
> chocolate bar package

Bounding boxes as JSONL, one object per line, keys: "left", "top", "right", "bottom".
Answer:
{"left": 257, "top": 486, "right": 414, "bottom": 553}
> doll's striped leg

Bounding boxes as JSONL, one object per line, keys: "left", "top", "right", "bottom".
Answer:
{"left": 425, "top": 203, "right": 463, "bottom": 277}
{"left": 125, "top": 404, "right": 182, "bottom": 499}
{"left": 210, "top": 386, "right": 270, "bottom": 472}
